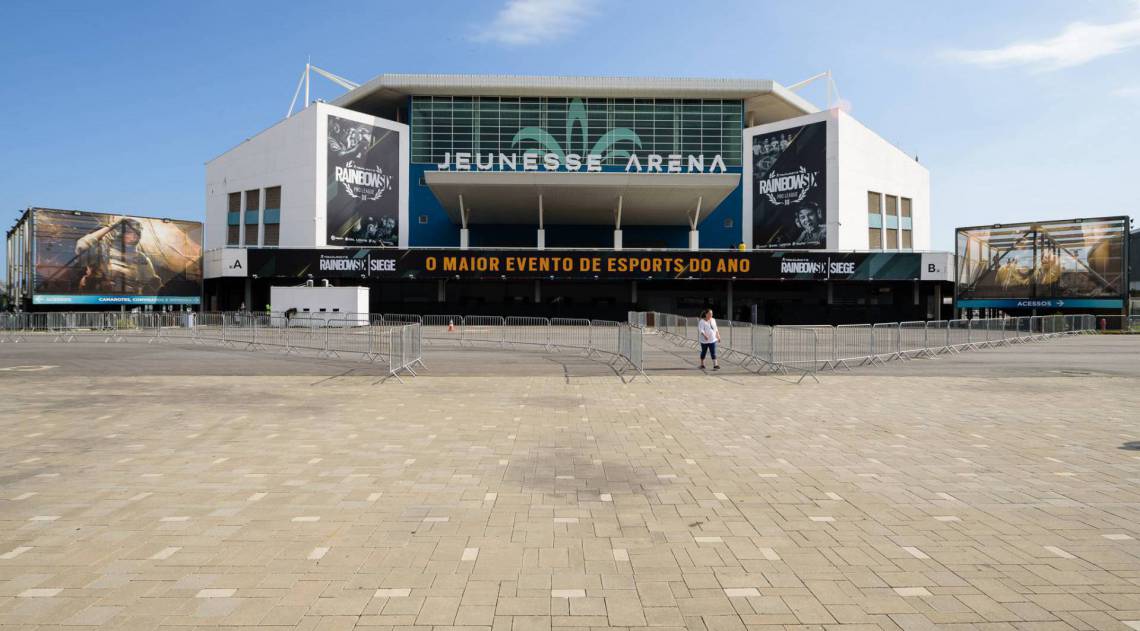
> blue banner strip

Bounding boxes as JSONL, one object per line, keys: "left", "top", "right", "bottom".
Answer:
{"left": 957, "top": 298, "right": 1122, "bottom": 309}
{"left": 33, "top": 295, "right": 201, "bottom": 305}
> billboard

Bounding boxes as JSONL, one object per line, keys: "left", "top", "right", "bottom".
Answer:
{"left": 956, "top": 217, "right": 1128, "bottom": 310}
{"left": 248, "top": 248, "right": 924, "bottom": 282}
{"left": 326, "top": 114, "right": 401, "bottom": 247}
{"left": 751, "top": 121, "right": 827, "bottom": 249}
{"left": 32, "top": 209, "right": 202, "bottom": 305}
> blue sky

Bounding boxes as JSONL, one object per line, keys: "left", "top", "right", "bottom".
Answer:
{"left": 2, "top": 0, "right": 1138, "bottom": 280}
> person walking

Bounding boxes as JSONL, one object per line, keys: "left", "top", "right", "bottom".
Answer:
{"left": 697, "top": 308, "right": 721, "bottom": 370}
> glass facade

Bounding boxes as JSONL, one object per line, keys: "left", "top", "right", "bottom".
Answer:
{"left": 410, "top": 96, "right": 743, "bottom": 167}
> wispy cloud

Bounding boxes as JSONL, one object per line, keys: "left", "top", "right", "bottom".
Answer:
{"left": 474, "top": 0, "right": 597, "bottom": 46}
{"left": 944, "top": 3, "right": 1140, "bottom": 71}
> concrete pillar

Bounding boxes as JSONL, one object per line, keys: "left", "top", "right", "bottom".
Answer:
{"left": 437, "top": 280, "right": 446, "bottom": 303}
{"left": 631, "top": 280, "right": 638, "bottom": 305}
{"left": 688, "top": 196, "right": 703, "bottom": 251}
{"left": 827, "top": 282, "right": 834, "bottom": 305}
{"left": 613, "top": 196, "right": 623, "bottom": 250}
{"left": 537, "top": 195, "right": 545, "bottom": 250}
{"left": 726, "top": 280, "right": 733, "bottom": 320}
{"left": 534, "top": 280, "right": 541, "bottom": 304}
{"left": 243, "top": 277, "right": 252, "bottom": 311}
{"left": 458, "top": 193, "right": 470, "bottom": 250}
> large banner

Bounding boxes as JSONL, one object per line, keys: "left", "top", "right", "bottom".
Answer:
{"left": 248, "top": 248, "right": 923, "bottom": 282}
{"left": 326, "top": 114, "right": 400, "bottom": 247}
{"left": 33, "top": 209, "right": 202, "bottom": 305}
{"left": 956, "top": 217, "right": 1128, "bottom": 309}
{"left": 751, "top": 121, "right": 827, "bottom": 249}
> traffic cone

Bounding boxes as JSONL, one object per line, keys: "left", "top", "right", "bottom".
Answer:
{"left": 448, "top": 319, "right": 455, "bottom": 332}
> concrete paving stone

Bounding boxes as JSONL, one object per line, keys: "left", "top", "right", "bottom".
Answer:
{"left": 0, "top": 337, "right": 1138, "bottom": 629}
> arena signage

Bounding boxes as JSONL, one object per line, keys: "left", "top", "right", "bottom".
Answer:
{"left": 249, "top": 249, "right": 922, "bottom": 282}
{"left": 436, "top": 152, "right": 727, "bottom": 174}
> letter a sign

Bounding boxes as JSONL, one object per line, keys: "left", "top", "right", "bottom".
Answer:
{"left": 223, "top": 249, "right": 248, "bottom": 277}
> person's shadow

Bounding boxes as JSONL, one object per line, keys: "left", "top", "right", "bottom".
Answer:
{"left": 1121, "top": 442, "right": 1140, "bottom": 451}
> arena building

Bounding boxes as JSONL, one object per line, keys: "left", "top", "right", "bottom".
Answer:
{"left": 203, "top": 73, "right": 953, "bottom": 323}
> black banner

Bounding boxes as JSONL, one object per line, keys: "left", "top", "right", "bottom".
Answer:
{"left": 752, "top": 121, "right": 827, "bottom": 249}
{"left": 249, "top": 248, "right": 923, "bottom": 282}
{"left": 326, "top": 114, "right": 400, "bottom": 247}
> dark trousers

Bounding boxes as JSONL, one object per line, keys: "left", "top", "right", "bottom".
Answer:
{"left": 700, "top": 342, "right": 717, "bottom": 360}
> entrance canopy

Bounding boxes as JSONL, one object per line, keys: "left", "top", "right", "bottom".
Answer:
{"left": 424, "top": 171, "right": 740, "bottom": 226}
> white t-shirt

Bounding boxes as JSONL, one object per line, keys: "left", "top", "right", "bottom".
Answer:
{"left": 697, "top": 318, "right": 719, "bottom": 344}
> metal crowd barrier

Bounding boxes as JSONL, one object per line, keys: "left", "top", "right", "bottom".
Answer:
{"left": 0, "top": 311, "right": 424, "bottom": 382}
{"left": 550, "top": 318, "right": 590, "bottom": 351}
{"left": 2, "top": 309, "right": 1105, "bottom": 381}
{"left": 335, "top": 312, "right": 649, "bottom": 381}
{"left": 630, "top": 311, "right": 1100, "bottom": 376}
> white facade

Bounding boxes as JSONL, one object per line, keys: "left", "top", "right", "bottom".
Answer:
{"left": 203, "top": 247, "right": 247, "bottom": 278}
{"left": 204, "top": 102, "right": 409, "bottom": 257}
{"left": 743, "top": 109, "right": 930, "bottom": 251}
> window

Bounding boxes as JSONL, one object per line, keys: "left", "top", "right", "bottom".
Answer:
{"left": 884, "top": 195, "right": 898, "bottom": 250}
{"left": 869, "top": 227, "right": 882, "bottom": 249}
{"left": 263, "top": 186, "right": 281, "bottom": 246}
{"left": 244, "top": 189, "right": 260, "bottom": 246}
{"left": 900, "top": 197, "right": 912, "bottom": 250}
{"left": 226, "top": 193, "right": 241, "bottom": 246}
{"left": 867, "top": 191, "right": 882, "bottom": 250}
{"left": 263, "top": 223, "right": 279, "bottom": 246}
{"left": 410, "top": 95, "right": 743, "bottom": 167}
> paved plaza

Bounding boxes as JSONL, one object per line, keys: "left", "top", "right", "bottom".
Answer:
{"left": 1, "top": 335, "right": 1139, "bottom": 630}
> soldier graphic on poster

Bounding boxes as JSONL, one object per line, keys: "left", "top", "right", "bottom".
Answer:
{"left": 75, "top": 217, "right": 162, "bottom": 294}
{"left": 31, "top": 209, "right": 202, "bottom": 304}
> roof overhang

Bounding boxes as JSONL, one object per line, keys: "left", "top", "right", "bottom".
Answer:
{"left": 423, "top": 171, "right": 741, "bottom": 226}
{"left": 332, "top": 74, "right": 818, "bottom": 126}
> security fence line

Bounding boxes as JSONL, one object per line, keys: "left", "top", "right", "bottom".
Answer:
{"left": 648, "top": 312, "right": 817, "bottom": 381}
{"left": 637, "top": 312, "right": 1098, "bottom": 373}
{"left": 0, "top": 311, "right": 650, "bottom": 383}
{"left": 379, "top": 313, "right": 649, "bottom": 382}
{"left": 0, "top": 311, "right": 425, "bottom": 382}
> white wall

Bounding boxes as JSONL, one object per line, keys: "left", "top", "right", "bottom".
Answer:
{"left": 834, "top": 110, "right": 930, "bottom": 251}
{"left": 203, "top": 248, "right": 247, "bottom": 278}
{"left": 204, "top": 103, "right": 409, "bottom": 255}
{"left": 205, "top": 105, "right": 320, "bottom": 252}
{"left": 269, "top": 285, "right": 369, "bottom": 326}
{"left": 743, "top": 110, "right": 930, "bottom": 251}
